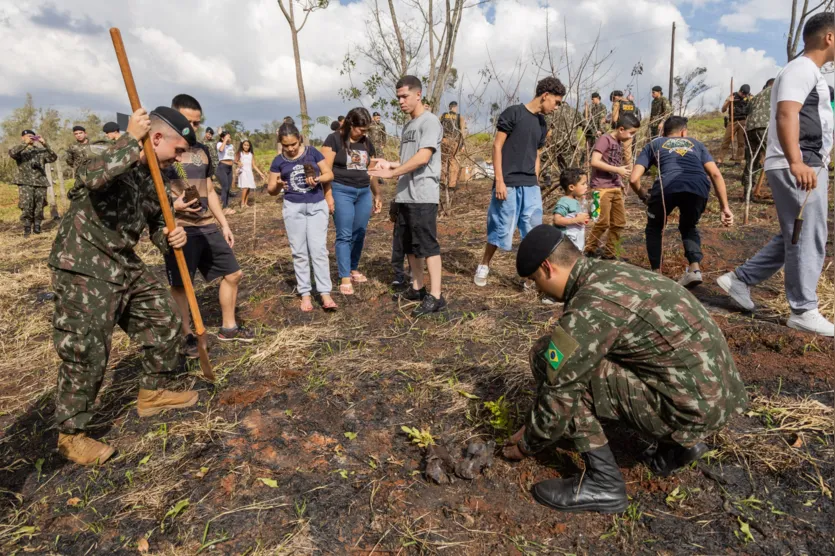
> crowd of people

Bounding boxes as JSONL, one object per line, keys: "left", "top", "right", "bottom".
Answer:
{"left": 5, "top": 11, "right": 833, "bottom": 516}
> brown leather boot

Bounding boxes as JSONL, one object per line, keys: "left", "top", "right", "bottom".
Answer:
{"left": 57, "top": 433, "right": 116, "bottom": 466}
{"left": 136, "top": 388, "right": 198, "bottom": 417}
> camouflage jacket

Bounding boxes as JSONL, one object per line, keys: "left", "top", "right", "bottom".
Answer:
{"left": 584, "top": 103, "right": 608, "bottom": 136}
{"left": 746, "top": 87, "right": 772, "bottom": 131}
{"left": 48, "top": 134, "right": 171, "bottom": 285}
{"left": 204, "top": 136, "right": 220, "bottom": 170}
{"left": 65, "top": 141, "right": 94, "bottom": 172}
{"left": 367, "top": 122, "right": 387, "bottom": 152}
{"left": 524, "top": 258, "right": 747, "bottom": 453}
{"left": 547, "top": 104, "right": 582, "bottom": 150}
{"left": 650, "top": 96, "right": 673, "bottom": 125}
{"left": 8, "top": 142, "right": 58, "bottom": 187}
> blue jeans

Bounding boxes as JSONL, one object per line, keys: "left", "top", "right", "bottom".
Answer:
{"left": 486, "top": 185, "right": 543, "bottom": 251}
{"left": 332, "top": 183, "right": 373, "bottom": 278}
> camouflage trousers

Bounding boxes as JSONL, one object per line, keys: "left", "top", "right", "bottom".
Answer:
{"left": 441, "top": 138, "right": 461, "bottom": 189}
{"left": 18, "top": 185, "right": 47, "bottom": 227}
{"left": 742, "top": 128, "right": 767, "bottom": 196}
{"left": 51, "top": 268, "right": 182, "bottom": 433}
{"left": 530, "top": 335, "right": 715, "bottom": 453}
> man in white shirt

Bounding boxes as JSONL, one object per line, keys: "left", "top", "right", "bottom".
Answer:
{"left": 718, "top": 13, "right": 834, "bottom": 337}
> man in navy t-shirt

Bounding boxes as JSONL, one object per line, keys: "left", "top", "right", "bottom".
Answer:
{"left": 630, "top": 116, "right": 734, "bottom": 288}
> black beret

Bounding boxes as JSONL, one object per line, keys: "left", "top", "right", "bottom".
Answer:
{"left": 372, "top": 112, "right": 380, "bottom": 117}
{"left": 102, "top": 122, "right": 119, "bottom": 134}
{"left": 21, "top": 129, "right": 36, "bottom": 136}
{"left": 516, "top": 225, "right": 565, "bottom": 278}
{"left": 591, "top": 92, "right": 600, "bottom": 99}
{"left": 206, "top": 127, "right": 214, "bottom": 134}
{"left": 449, "top": 101, "right": 458, "bottom": 107}
{"left": 72, "top": 125, "right": 86, "bottom": 132}
{"left": 150, "top": 106, "right": 196, "bottom": 146}
{"left": 652, "top": 85, "right": 663, "bottom": 93}
{"left": 739, "top": 84, "right": 751, "bottom": 94}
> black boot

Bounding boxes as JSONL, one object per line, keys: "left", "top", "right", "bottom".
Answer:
{"left": 531, "top": 445, "right": 628, "bottom": 514}
{"left": 642, "top": 442, "right": 708, "bottom": 477}
{"left": 33, "top": 222, "right": 42, "bottom": 234}
{"left": 23, "top": 226, "right": 31, "bottom": 238}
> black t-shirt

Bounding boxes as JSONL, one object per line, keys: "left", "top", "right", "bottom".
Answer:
{"left": 323, "top": 131, "right": 376, "bottom": 188}
{"left": 496, "top": 104, "right": 547, "bottom": 186}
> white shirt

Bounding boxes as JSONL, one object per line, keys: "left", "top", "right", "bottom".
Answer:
{"left": 217, "top": 142, "right": 235, "bottom": 161}
{"left": 765, "top": 55, "right": 833, "bottom": 170}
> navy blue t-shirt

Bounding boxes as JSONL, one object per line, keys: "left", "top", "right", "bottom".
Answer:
{"left": 269, "top": 147, "right": 325, "bottom": 203}
{"left": 635, "top": 137, "right": 713, "bottom": 198}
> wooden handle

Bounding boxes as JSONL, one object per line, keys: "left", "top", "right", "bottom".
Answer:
{"left": 109, "top": 28, "right": 206, "bottom": 336}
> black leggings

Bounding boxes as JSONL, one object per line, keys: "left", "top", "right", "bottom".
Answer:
{"left": 216, "top": 164, "right": 233, "bottom": 208}
{"left": 645, "top": 192, "right": 707, "bottom": 270}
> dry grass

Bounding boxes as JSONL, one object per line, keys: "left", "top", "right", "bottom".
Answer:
{"left": 757, "top": 264, "right": 835, "bottom": 322}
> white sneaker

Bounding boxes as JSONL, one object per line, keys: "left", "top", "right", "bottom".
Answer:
{"left": 678, "top": 269, "right": 703, "bottom": 289}
{"left": 474, "top": 265, "right": 489, "bottom": 287}
{"left": 717, "top": 272, "right": 755, "bottom": 311}
{"left": 787, "top": 309, "right": 835, "bottom": 337}
{"left": 541, "top": 295, "right": 558, "bottom": 305}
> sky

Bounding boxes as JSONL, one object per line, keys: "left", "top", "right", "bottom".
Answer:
{"left": 0, "top": 0, "right": 820, "bottom": 138}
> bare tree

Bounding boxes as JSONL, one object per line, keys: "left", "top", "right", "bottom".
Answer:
{"left": 787, "top": 0, "right": 834, "bottom": 61}
{"left": 276, "top": 0, "right": 329, "bottom": 129}
{"left": 672, "top": 67, "right": 713, "bottom": 116}
{"left": 409, "top": 0, "right": 466, "bottom": 111}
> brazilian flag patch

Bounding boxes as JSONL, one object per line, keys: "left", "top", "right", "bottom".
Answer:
{"left": 546, "top": 341, "right": 564, "bottom": 370}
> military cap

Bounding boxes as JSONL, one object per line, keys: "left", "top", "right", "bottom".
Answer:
{"left": 449, "top": 101, "right": 458, "bottom": 107}
{"left": 652, "top": 85, "right": 663, "bottom": 93}
{"left": 21, "top": 129, "right": 36, "bottom": 136}
{"left": 102, "top": 122, "right": 119, "bottom": 134}
{"left": 372, "top": 112, "right": 380, "bottom": 117}
{"left": 72, "top": 125, "right": 86, "bottom": 132}
{"left": 516, "top": 225, "right": 565, "bottom": 277}
{"left": 739, "top": 84, "right": 751, "bottom": 94}
{"left": 150, "top": 106, "right": 196, "bottom": 146}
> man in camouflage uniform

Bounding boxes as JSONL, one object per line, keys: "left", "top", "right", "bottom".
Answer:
{"left": 504, "top": 225, "right": 747, "bottom": 513}
{"left": 717, "top": 84, "right": 753, "bottom": 163}
{"left": 103, "top": 121, "right": 122, "bottom": 142}
{"left": 742, "top": 79, "right": 774, "bottom": 197}
{"left": 9, "top": 129, "right": 58, "bottom": 236}
{"left": 584, "top": 93, "right": 608, "bottom": 162}
{"left": 48, "top": 107, "right": 200, "bottom": 466}
{"left": 610, "top": 90, "right": 638, "bottom": 171}
{"left": 65, "top": 125, "right": 92, "bottom": 174}
{"left": 649, "top": 85, "right": 673, "bottom": 139}
{"left": 440, "top": 101, "right": 466, "bottom": 189}
{"left": 368, "top": 112, "right": 387, "bottom": 156}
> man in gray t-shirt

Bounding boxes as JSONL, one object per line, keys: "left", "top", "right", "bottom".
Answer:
{"left": 395, "top": 111, "right": 443, "bottom": 203}
{"left": 370, "top": 75, "right": 446, "bottom": 317}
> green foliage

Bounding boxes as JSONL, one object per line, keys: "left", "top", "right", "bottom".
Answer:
{"left": 734, "top": 517, "right": 754, "bottom": 544}
{"left": 484, "top": 396, "right": 512, "bottom": 436}
{"left": 401, "top": 426, "right": 435, "bottom": 448}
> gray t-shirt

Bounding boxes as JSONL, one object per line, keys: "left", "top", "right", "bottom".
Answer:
{"left": 395, "top": 111, "right": 443, "bottom": 204}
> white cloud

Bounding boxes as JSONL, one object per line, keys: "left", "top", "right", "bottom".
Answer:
{"left": 0, "top": 0, "right": 782, "bottom": 131}
{"left": 718, "top": 0, "right": 793, "bottom": 33}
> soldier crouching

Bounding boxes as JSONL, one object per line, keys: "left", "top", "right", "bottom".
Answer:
{"left": 48, "top": 107, "right": 201, "bottom": 466}
{"left": 503, "top": 225, "right": 747, "bottom": 513}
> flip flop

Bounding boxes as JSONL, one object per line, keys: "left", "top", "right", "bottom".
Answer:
{"left": 339, "top": 283, "right": 354, "bottom": 295}
{"left": 350, "top": 272, "right": 368, "bottom": 283}
{"left": 300, "top": 296, "right": 314, "bottom": 313}
{"left": 321, "top": 296, "right": 338, "bottom": 311}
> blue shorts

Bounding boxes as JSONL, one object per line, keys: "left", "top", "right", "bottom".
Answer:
{"left": 486, "top": 185, "right": 543, "bottom": 251}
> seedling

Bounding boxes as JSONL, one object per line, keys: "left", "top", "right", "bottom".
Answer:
{"left": 734, "top": 517, "right": 754, "bottom": 544}
{"left": 401, "top": 426, "right": 435, "bottom": 448}
{"left": 484, "top": 396, "right": 513, "bottom": 438}
{"left": 161, "top": 499, "right": 190, "bottom": 532}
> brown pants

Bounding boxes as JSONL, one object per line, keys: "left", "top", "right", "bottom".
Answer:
{"left": 718, "top": 120, "right": 746, "bottom": 161}
{"left": 585, "top": 187, "right": 626, "bottom": 258}
{"left": 441, "top": 138, "right": 461, "bottom": 189}
{"left": 622, "top": 136, "right": 634, "bottom": 172}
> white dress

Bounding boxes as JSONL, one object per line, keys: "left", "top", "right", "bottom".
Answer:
{"left": 238, "top": 151, "right": 256, "bottom": 189}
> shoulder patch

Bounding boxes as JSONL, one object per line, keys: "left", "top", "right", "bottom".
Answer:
{"left": 546, "top": 325, "right": 580, "bottom": 371}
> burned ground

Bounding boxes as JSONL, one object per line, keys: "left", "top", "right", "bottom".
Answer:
{"left": 0, "top": 140, "right": 832, "bottom": 555}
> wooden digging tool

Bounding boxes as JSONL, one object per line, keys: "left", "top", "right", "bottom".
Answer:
{"left": 109, "top": 28, "right": 215, "bottom": 381}
{"left": 791, "top": 188, "right": 813, "bottom": 245}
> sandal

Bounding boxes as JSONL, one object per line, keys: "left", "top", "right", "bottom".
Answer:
{"left": 300, "top": 296, "right": 314, "bottom": 313}
{"left": 321, "top": 295, "right": 338, "bottom": 311}
{"left": 350, "top": 272, "right": 368, "bottom": 283}
{"left": 339, "top": 282, "right": 354, "bottom": 295}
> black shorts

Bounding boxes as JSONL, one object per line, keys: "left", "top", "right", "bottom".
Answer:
{"left": 164, "top": 227, "right": 240, "bottom": 287}
{"left": 398, "top": 203, "right": 440, "bottom": 258}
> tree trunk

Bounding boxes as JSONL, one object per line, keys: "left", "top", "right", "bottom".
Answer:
{"left": 290, "top": 27, "right": 309, "bottom": 128}
{"left": 387, "top": 0, "right": 408, "bottom": 74}
{"left": 54, "top": 157, "right": 66, "bottom": 206}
